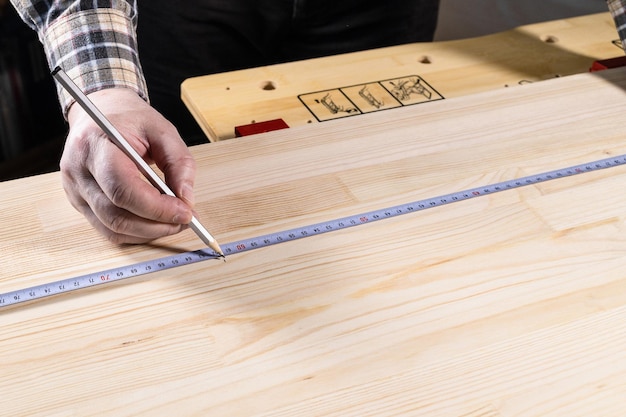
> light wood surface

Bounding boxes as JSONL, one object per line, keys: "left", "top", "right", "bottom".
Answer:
{"left": 182, "top": 12, "right": 622, "bottom": 141}
{"left": 4, "top": 68, "right": 626, "bottom": 415}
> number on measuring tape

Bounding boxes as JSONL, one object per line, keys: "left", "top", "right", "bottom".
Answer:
{"left": 3, "top": 151, "right": 626, "bottom": 308}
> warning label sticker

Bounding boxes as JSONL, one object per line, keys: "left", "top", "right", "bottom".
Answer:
{"left": 298, "top": 75, "right": 443, "bottom": 122}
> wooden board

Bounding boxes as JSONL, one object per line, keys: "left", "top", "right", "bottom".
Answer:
{"left": 3, "top": 69, "right": 626, "bottom": 415}
{"left": 182, "top": 12, "right": 622, "bottom": 141}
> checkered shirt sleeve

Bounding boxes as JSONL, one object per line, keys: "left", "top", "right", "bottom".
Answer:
{"left": 9, "top": 0, "right": 148, "bottom": 117}
{"left": 10, "top": 0, "right": 626, "bottom": 116}
{"left": 608, "top": 0, "right": 626, "bottom": 49}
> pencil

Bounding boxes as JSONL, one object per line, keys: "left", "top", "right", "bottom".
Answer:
{"left": 52, "top": 67, "right": 225, "bottom": 259}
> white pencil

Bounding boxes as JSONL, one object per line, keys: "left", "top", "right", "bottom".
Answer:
{"left": 52, "top": 67, "right": 225, "bottom": 259}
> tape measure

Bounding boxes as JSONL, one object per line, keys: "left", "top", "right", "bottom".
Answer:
{"left": 3, "top": 152, "right": 626, "bottom": 308}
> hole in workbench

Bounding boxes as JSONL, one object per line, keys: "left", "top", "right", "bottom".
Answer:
{"left": 418, "top": 56, "right": 432, "bottom": 64}
{"left": 541, "top": 35, "right": 559, "bottom": 43}
{"left": 260, "top": 81, "right": 277, "bottom": 90}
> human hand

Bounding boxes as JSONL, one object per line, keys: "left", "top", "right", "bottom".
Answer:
{"left": 62, "top": 88, "right": 197, "bottom": 244}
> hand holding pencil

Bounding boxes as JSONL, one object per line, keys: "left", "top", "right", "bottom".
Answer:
{"left": 53, "top": 68, "right": 224, "bottom": 257}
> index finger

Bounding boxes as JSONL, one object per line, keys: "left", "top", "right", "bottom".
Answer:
{"left": 89, "top": 138, "right": 193, "bottom": 225}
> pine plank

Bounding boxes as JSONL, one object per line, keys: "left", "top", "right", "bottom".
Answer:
{"left": 2, "top": 69, "right": 626, "bottom": 415}
{"left": 182, "top": 12, "right": 622, "bottom": 141}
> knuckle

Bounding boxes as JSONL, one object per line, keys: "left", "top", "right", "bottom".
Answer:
{"left": 108, "top": 182, "right": 134, "bottom": 208}
{"left": 59, "top": 148, "right": 81, "bottom": 176}
{"left": 58, "top": 156, "right": 71, "bottom": 174}
{"left": 181, "top": 153, "right": 196, "bottom": 170}
{"left": 108, "top": 212, "right": 132, "bottom": 235}
{"left": 103, "top": 230, "right": 125, "bottom": 245}
{"left": 148, "top": 204, "right": 169, "bottom": 222}
{"left": 62, "top": 131, "right": 92, "bottom": 162}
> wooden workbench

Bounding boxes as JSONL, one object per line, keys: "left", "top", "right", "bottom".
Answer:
{"left": 182, "top": 12, "right": 622, "bottom": 141}
{"left": 4, "top": 67, "right": 626, "bottom": 415}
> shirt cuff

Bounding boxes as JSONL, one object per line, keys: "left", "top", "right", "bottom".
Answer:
{"left": 608, "top": 0, "right": 626, "bottom": 50}
{"left": 40, "top": 8, "right": 148, "bottom": 117}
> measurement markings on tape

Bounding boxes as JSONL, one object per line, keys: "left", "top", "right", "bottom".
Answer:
{"left": 3, "top": 153, "right": 626, "bottom": 308}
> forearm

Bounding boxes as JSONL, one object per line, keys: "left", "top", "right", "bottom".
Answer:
{"left": 9, "top": 0, "right": 147, "bottom": 116}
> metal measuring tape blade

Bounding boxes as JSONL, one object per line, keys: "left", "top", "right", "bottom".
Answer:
{"left": 3, "top": 152, "right": 626, "bottom": 308}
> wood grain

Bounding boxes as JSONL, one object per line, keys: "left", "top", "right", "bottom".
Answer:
{"left": 182, "top": 12, "right": 621, "bottom": 141}
{"left": 3, "top": 69, "right": 626, "bottom": 415}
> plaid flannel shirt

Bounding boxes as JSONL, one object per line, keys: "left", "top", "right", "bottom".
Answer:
{"left": 9, "top": 0, "right": 147, "bottom": 116}
{"left": 9, "top": 0, "right": 626, "bottom": 117}
{"left": 608, "top": 0, "right": 626, "bottom": 45}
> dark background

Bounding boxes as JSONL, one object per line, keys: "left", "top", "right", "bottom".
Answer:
{"left": 0, "top": 1, "right": 66, "bottom": 181}
{"left": 0, "top": 0, "right": 609, "bottom": 182}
